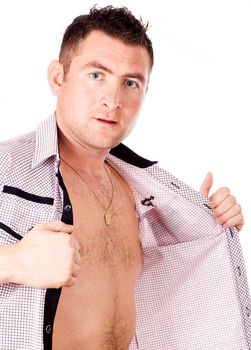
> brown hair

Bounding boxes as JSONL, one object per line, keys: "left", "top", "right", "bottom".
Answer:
{"left": 59, "top": 5, "right": 154, "bottom": 74}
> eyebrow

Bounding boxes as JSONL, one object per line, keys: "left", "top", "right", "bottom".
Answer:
{"left": 82, "top": 61, "right": 146, "bottom": 84}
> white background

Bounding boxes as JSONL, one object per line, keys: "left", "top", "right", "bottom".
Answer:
{"left": 0, "top": 1, "right": 250, "bottom": 280}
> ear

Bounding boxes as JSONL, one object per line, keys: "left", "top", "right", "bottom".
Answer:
{"left": 47, "top": 60, "right": 64, "bottom": 96}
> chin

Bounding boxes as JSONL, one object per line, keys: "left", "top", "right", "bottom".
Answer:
{"left": 90, "top": 140, "right": 120, "bottom": 151}
{"left": 98, "top": 135, "right": 125, "bottom": 150}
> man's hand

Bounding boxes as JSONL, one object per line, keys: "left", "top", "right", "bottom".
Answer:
{"left": 200, "top": 172, "right": 244, "bottom": 232}
{"left": 9, "top": 221, "right": 81, "bottom": 288}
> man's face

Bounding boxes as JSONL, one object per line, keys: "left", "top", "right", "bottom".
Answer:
{"left": 54, "top": 30, "right": 151, "bottom": 151}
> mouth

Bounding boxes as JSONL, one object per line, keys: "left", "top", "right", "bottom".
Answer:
{"left": 96, "top": 118, "right": 118, "bottom": 127}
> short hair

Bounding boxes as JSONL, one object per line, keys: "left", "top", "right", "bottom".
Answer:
{"left": 59, "top": 5, "right": 154, "bottom": 74}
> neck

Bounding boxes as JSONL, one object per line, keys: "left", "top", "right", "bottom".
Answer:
{"left": 57, "top": 126, "right": 110, "bottom": 176}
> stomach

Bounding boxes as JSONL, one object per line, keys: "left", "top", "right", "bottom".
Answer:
{"left": 52, "top": 272, "right": 138, "bottom": 350}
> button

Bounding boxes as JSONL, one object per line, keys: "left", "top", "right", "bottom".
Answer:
{"left": 45, "top": 325, "right": 52, "bottom": 333}
{"left": 64, "top": 204, "right": 72, "bottom": 212}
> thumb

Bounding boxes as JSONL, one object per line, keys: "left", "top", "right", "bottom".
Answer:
{"left": 199, "top": 172, "right": 213, "bottom": 198}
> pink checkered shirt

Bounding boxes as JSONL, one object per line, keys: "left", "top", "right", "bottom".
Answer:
{"left": 0, "top": 114, "right": 251, "bottom": 349}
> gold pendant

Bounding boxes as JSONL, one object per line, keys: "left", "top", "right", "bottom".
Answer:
{"left": 104, "top": 212, "right": 112, "bottom": 226}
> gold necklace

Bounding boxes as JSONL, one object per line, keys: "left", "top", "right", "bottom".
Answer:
{"left": 60, "top": 158, "right": 114, "bottom": 226}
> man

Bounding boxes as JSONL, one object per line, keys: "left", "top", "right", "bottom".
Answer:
{"left": 0, "top": 5, "right": 247, "bottom": 350}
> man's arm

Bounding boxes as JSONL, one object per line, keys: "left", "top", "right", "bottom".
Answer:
{"left": 200, "top": 172, "right": 244, "bottom": 232}
{"left": 0, "top": 221, "right": 81, "bottom": 288}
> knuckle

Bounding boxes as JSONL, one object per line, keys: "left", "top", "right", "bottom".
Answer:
{"left": 237, "top": 213, "right": 244, "bottom": 221}
{"left": 217, "top": 187, "right": 230, "bottom": 196}
{"left": 224, "top": 219, "right": 231, "bottom": 227}
{"left": 213, "top": 207, "right": 220, "bottom": 216}
{"left": 223, "top": 187, "right": 231, "bottom": 194}
{"left": 230, "top": 195, "right": 236, "bottom": 204}
{"left": 236, "top": 203, "right": 242, "bottom": 212}
{"left": 217, "top": 216, "right": 224, "bottom": 224}
{"left": 210, "top": 199, "right": 217, "bottom": 207}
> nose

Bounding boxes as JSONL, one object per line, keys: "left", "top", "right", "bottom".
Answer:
{"left": 100, "top": 84, "right": 122, "bottom": 111}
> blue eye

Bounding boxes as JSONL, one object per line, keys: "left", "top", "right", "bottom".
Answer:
{"left": 90, "top": 72, "right": 101, "bottom": 80}
{"left": 125, "top": 80, "right": 137, "bottom": 89}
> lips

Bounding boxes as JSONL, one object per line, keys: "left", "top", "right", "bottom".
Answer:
{"left": 96, "top": 118, "right": 118, "bottom": 126}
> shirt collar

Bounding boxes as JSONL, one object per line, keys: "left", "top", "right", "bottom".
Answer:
{"left": 31, "top": 113, "right": 59, "bottom": 169}
{"left": 31, "top": 112, "right": 157, "bottom": 169}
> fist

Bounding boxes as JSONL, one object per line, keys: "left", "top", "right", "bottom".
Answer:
{"left": 11, "top": 221, "right": 81, "bottom": 288}
{"left": 200, "top": 173, "right": 244, "bottom": 232}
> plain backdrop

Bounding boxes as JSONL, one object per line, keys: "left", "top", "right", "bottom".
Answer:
{"left": 0, "top": 1, "right": 250, "bottom": 281}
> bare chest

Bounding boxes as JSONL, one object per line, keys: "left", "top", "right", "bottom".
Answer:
{"left": 52, "top": 166, "right": 142, "bottom": 350}
{"left": 70, "top": 169, "right": 142, "bottom": 270}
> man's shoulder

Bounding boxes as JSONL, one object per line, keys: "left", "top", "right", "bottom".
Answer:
{"left": 0, "top": 131, "right": 36, "bottom": 155}
{"left": 0, "top": 131, "right": 36, "bottom": 177}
